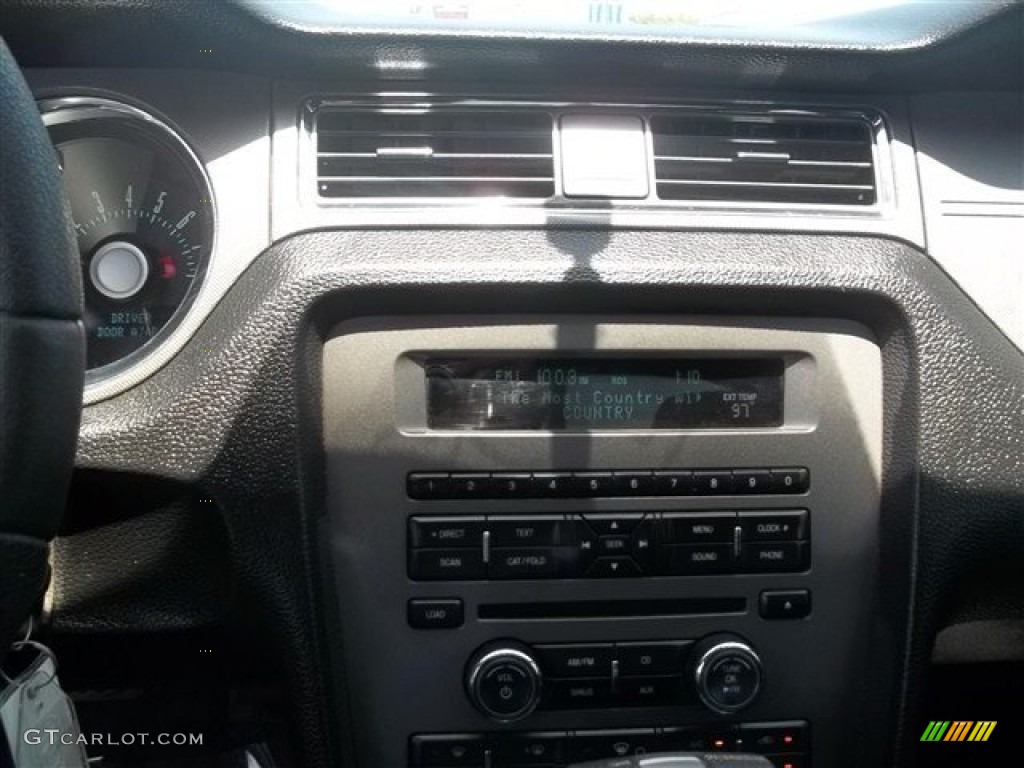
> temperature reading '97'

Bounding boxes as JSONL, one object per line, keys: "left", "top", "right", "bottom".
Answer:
{"left": 732, "top": 403, "right": 752, "bottom": 419}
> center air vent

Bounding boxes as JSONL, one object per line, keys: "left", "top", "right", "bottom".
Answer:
{"left": 651, "top": 113, "right": 877, "bottom": 206}
{"left": 315, "top": 109, "right": 555, "bottom": 199}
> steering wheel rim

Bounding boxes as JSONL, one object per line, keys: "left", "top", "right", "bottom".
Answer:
{"left": 0, "top": 39, "right": 84, "bottom": 659}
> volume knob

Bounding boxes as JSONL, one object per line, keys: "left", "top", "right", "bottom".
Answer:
{"left": 691, "top": 634, "right": 763, "bottom": 715}
{"left": 465, "top": 642, "right": 542, "bottom": 723}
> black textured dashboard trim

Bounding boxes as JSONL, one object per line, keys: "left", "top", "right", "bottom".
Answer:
{"left": 63, "top": 229, "right": 1023, "bottom": 767}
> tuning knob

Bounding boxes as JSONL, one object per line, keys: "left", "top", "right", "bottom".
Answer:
{"left": 691, "top": 634, "right": 763, "bottom": 715}
{"left": 465, "top": 641, "right": 542, "bottom": 723}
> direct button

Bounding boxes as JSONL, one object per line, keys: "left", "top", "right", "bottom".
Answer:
{"left": 488, "top": 516, "right": 560, "bottom": 547}
{"left": 407, "top": 599, "right": 464, "bottom": 629}
{"left": 535, "top": 643, "right": 613, "bottom": 678}
{"left": 409, "top": 516, "right": 485, "bottom": 548}
{"left": 739, "top": 510, "right": 809, "bottom": 542}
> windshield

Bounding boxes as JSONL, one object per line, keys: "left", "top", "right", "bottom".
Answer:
{"left": 241, "top": 0, "right": 1010, "bottom": 46}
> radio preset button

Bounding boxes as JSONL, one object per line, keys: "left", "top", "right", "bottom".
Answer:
{"left": 733, "top": 469, "right": 773, "bottom": 494}
{"left": 409, "top": 516, "right": 485, "bottom": 548}
{"left": 407, "top": 473, "right": 452, "bottom": 500}
{"left": 665, "top": 512, "right": 737, "bottom": 543}
{"left": 410, "top": 549, "right": 486, "bottom": 581}
{"left": 739, "top": 510, "right": 809, "bottom": 541}
{"left": 653, "top": 470, "right": 694, "bottom": 495}
{"left": 770, "top": 467, "right": 810, "bottom": 494}
{"left": 612, "top": 471, "right": 656, "bottom": 496}
{"left": 531, "top": 472, "right": 573, "bottom": 497}
{"left": 488, "top": 516, "right": 561, "bottom": 547}
{"left": 490, "top": 473, "right": 532, "bottom": 498}
{"left": 448, "top": 473, "right": 494, "bottom": 498}
{"left": 570, "top": 471, "right": 615, "bottom": 497}
{"left": 693, "top": 470, "right": 736, "bottom": 495}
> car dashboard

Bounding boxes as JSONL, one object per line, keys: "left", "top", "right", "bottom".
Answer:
{"left": 1, "top": 2, "right": 1022, "bottom": 767}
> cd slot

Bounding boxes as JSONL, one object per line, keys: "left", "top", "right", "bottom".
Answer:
{"left": 478, "top": 597, "right": 746, "bottom": 621}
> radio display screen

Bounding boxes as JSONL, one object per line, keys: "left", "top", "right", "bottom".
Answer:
{"left": 425, "top": 358, "right": 784, "bottom": 430}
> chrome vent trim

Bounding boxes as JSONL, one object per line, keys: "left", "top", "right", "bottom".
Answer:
{"left": 651, "top": 112, "right": 877, "bottom": 206}
{"left": 314, "top": 107, "right": 555, "bottom": 199}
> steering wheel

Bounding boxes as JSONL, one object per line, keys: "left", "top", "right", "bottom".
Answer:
{"left": 0, "top": 40, "right": 85, "bottom": 661}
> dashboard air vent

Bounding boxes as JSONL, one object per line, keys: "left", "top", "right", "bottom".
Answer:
{"left": 316, "top": 108, "right": 555, "bottom": 199}
{"left": 651, "top": 113, "right": 877, "bottom": 206}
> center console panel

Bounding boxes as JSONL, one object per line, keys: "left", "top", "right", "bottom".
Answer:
{"left": 323, "top": 318, "right": 882, "bottom": 768}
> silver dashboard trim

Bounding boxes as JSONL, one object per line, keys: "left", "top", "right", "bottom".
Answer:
{"left": 40, "top": 96, "right": 220, "bottom": 405}
{"left": 296, "top": 95, "right": 900, "bottom": 223}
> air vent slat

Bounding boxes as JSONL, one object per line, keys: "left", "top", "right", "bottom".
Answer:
{"left": 315, "top": 108, "right": 555, "bottom": 199}
{"left": 652, "top": 113, "right": 877, "bottom": 206}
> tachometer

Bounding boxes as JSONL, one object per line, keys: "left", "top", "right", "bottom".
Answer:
{"left": 41, "top": 97, "right": 214, "bottom": 377}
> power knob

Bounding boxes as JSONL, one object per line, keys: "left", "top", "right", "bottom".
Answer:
{"left": 691, "top": 634, "right": 763, "bottom": 715}
{"left": 465, "top": 641, "right": 542, "bottom": 723}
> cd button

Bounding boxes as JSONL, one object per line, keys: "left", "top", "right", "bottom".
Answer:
{"left": 616, "top": 641, "right": 691, "bottom": 676}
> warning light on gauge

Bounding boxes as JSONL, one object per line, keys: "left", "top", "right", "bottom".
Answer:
{"left": 159, "top": 256, "right": 177, "bottom": 280}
